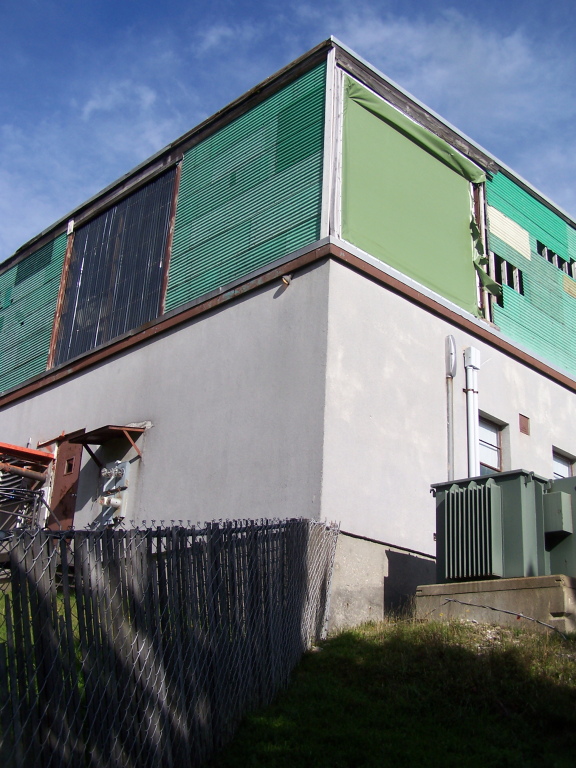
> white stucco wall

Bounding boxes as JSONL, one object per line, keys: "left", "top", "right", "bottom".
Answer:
{"left": 0, "top": 261, "right": 330, "bottom": 527}
{"left": 321, "top": 260, "right": 576, "bottom": 556}
{"left": 2, "top": 256, "right": 576, "bottom": 556}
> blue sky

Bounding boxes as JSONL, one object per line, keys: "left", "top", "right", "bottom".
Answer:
{"left": 2, "top": 0, "right": 576, "bottom": 261}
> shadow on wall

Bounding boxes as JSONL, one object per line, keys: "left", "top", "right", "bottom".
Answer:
{"left": 384, "top": 550, "right": 436, "bottom": 614}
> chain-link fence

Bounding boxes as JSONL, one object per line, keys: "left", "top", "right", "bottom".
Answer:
{"left": 0, "top": 518, "right": 339, "bottom": 768}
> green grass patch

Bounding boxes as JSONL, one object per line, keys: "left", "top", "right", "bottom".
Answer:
{"left": 210, "top": 621, "right": 576, "bottom": 768}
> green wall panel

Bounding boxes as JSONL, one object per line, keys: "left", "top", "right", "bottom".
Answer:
{"left": 341, "top": 79, "right": 479, "bottom": 316}
{"left": 0, "top": 234, "right": 66, "bottom": 393}
{"left": 487, "top": 173, "right": 569, "bottom": 260}
{"left": 487, "top": 174, "right": 576, "bottom": 377}
{"left": 165, "top": 62, "right": 326, "bottom": 311}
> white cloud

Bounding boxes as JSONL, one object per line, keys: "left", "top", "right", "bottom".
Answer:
{"left": 81, "top": 82, "right": 157, "bottom": 121}
{"left": 328, "top": 8, "right": 575, "bottom": 126}
{"left": 192, "top": 21, "right": 263, "bottom": 56}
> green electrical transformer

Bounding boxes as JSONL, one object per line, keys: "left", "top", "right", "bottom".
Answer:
{"left": 433, "top": 470, "right": 576, "bottom": 584}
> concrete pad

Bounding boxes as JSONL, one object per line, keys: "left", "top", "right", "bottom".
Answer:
{"left": 328, "top": 533, "right": 435, "bottom": 632}
{"left": 415, "top": 575, "right": 576, "bottom": 634}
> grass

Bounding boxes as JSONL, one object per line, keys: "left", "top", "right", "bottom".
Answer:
{"left": 209, "top": 620, "right": 576, "bottom": 768}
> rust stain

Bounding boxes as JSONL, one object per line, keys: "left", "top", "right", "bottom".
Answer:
{"left": 46, "top": 229, "right": 75, "bottom": 369}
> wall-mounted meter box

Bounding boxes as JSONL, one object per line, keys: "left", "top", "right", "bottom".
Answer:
{"left": 93, "top": 460, "right": 130, "bottom": 527}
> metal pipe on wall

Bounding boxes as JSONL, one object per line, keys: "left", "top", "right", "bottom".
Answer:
{"left": 445, "top": 336, "right": 457, "bottom": 480}
{"left": 464, "top": 346, "right": 481, "bottom": 477}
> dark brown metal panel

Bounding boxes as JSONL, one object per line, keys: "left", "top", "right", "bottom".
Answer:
{"left": 519, "top": 414, "right": 531, "bottom": 435}
{"left": 68, "top": 425, "right": 146, "bottom": 445}
{"left": 52, "top": 168, "right": 177, "bottom": 367}
{"left": 47, "top": 439, "right": 84, "bottom": 530}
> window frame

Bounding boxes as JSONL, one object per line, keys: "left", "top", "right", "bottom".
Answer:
{"left": 536, "top": 240, "right": 576, "bottom": 278}
{"left": 490, "top": 251, "right": 524, "bottom": 307}
{"left": 552, "top": 450, "right": 574, "bottom": 480}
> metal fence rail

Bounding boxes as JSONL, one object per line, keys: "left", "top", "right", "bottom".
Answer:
{"left": 0, "top": 518, "right": 339, "bottom": 768}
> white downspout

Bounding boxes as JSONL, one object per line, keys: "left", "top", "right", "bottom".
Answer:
{"left": 445, "top": 335, "right": 457, "bottom": 481}
{"left": 464, "top": 347, "right": 481, "bottom": 477}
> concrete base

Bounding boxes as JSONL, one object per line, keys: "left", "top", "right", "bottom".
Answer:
{"left": 415, "top": 575, "right": 576, "bottom": 634}
{"left": 328, "top": 533, "right": 435, "bottom": 632}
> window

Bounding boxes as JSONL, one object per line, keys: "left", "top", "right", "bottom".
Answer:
{"left": 553, "top": 451, "right": 573, "bottom": 479}
{"left": 493, "top": 253, "right": 524, "bottom": 306}
{"left": 479, "top": 418, "right": 501, "bottom": 475}
{"left": 52, "top": 168, "right": 177, "bottom": 367}
{"left": 536, "top": 240, "right": 575, "bottom": 277}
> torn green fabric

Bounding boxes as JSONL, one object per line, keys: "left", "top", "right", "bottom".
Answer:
{"left": 470, "top": 218, "right": 485, "bottom": 256}
{"left": 473, "top": 254, "right": 502, "bottom": 297}
{"left": 345, "top": 78, "right": 486, "bottom": 185}
{"left": 470, "top": 218, "right": 501, "bottom": 297}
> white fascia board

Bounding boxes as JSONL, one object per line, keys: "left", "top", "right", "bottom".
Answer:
{"left": 320, "top": 47, "right": 336, "bottom": 238}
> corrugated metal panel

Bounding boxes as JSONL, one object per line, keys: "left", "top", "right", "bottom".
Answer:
{"left": 0, "top": 235, "right": 67, "bottom": 393}
{"left": 486, "top": 173, "right": 569, "bottom": 258}
{"left": 487, "top": 173, "right": 576, "bottom": 378}
{"left": 53, "top": 169, "right": 176, "bottom": 367}
{"left": 165, "top": 62, "right": 326, "bottom": 311}
{"left": 443, "top": 482, "right": 503, "bottom": 581}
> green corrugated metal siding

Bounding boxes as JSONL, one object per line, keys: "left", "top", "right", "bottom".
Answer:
{"left": 487, "top": 173, "right": 569, "bottom": 259}
{"left": 0, "top": 234, "right": 66, "bottom": 392}
{"left": 487, "top": 174, "right": 576, "bottom": 377}
{"left": 165, "top": 62, "right": 326, "bottom": 311}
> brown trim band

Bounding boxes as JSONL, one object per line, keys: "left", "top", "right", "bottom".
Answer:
{"left": 0, "top": 241, "right": 576, "bottom": 409}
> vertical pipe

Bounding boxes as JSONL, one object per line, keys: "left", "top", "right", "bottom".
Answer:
{"left": 445, "top": 336, "right": 457, "bottom": 480}
{"left": 464, "top": 347, "right": 481, "bottom": 477}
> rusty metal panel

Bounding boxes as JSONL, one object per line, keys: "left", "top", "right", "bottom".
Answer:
{"left": 53, "top": 168, "right": 177, "bottom": 367}
{"left": 47, "top": 439, "right": 84, "bottom": 530}
{"left": 0, "top": 234, "right": 67, "bottom": 393}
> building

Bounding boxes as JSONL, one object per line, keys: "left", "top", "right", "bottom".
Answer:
{"left": 2, "top": 38, "right": 576, "bottom": 627}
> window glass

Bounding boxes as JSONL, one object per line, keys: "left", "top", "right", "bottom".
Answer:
{"left": 479, "top": 418, "right": 501, "bottom": 474}
{"left": 553, "top": 452, "right": 572, "bottom": 479}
